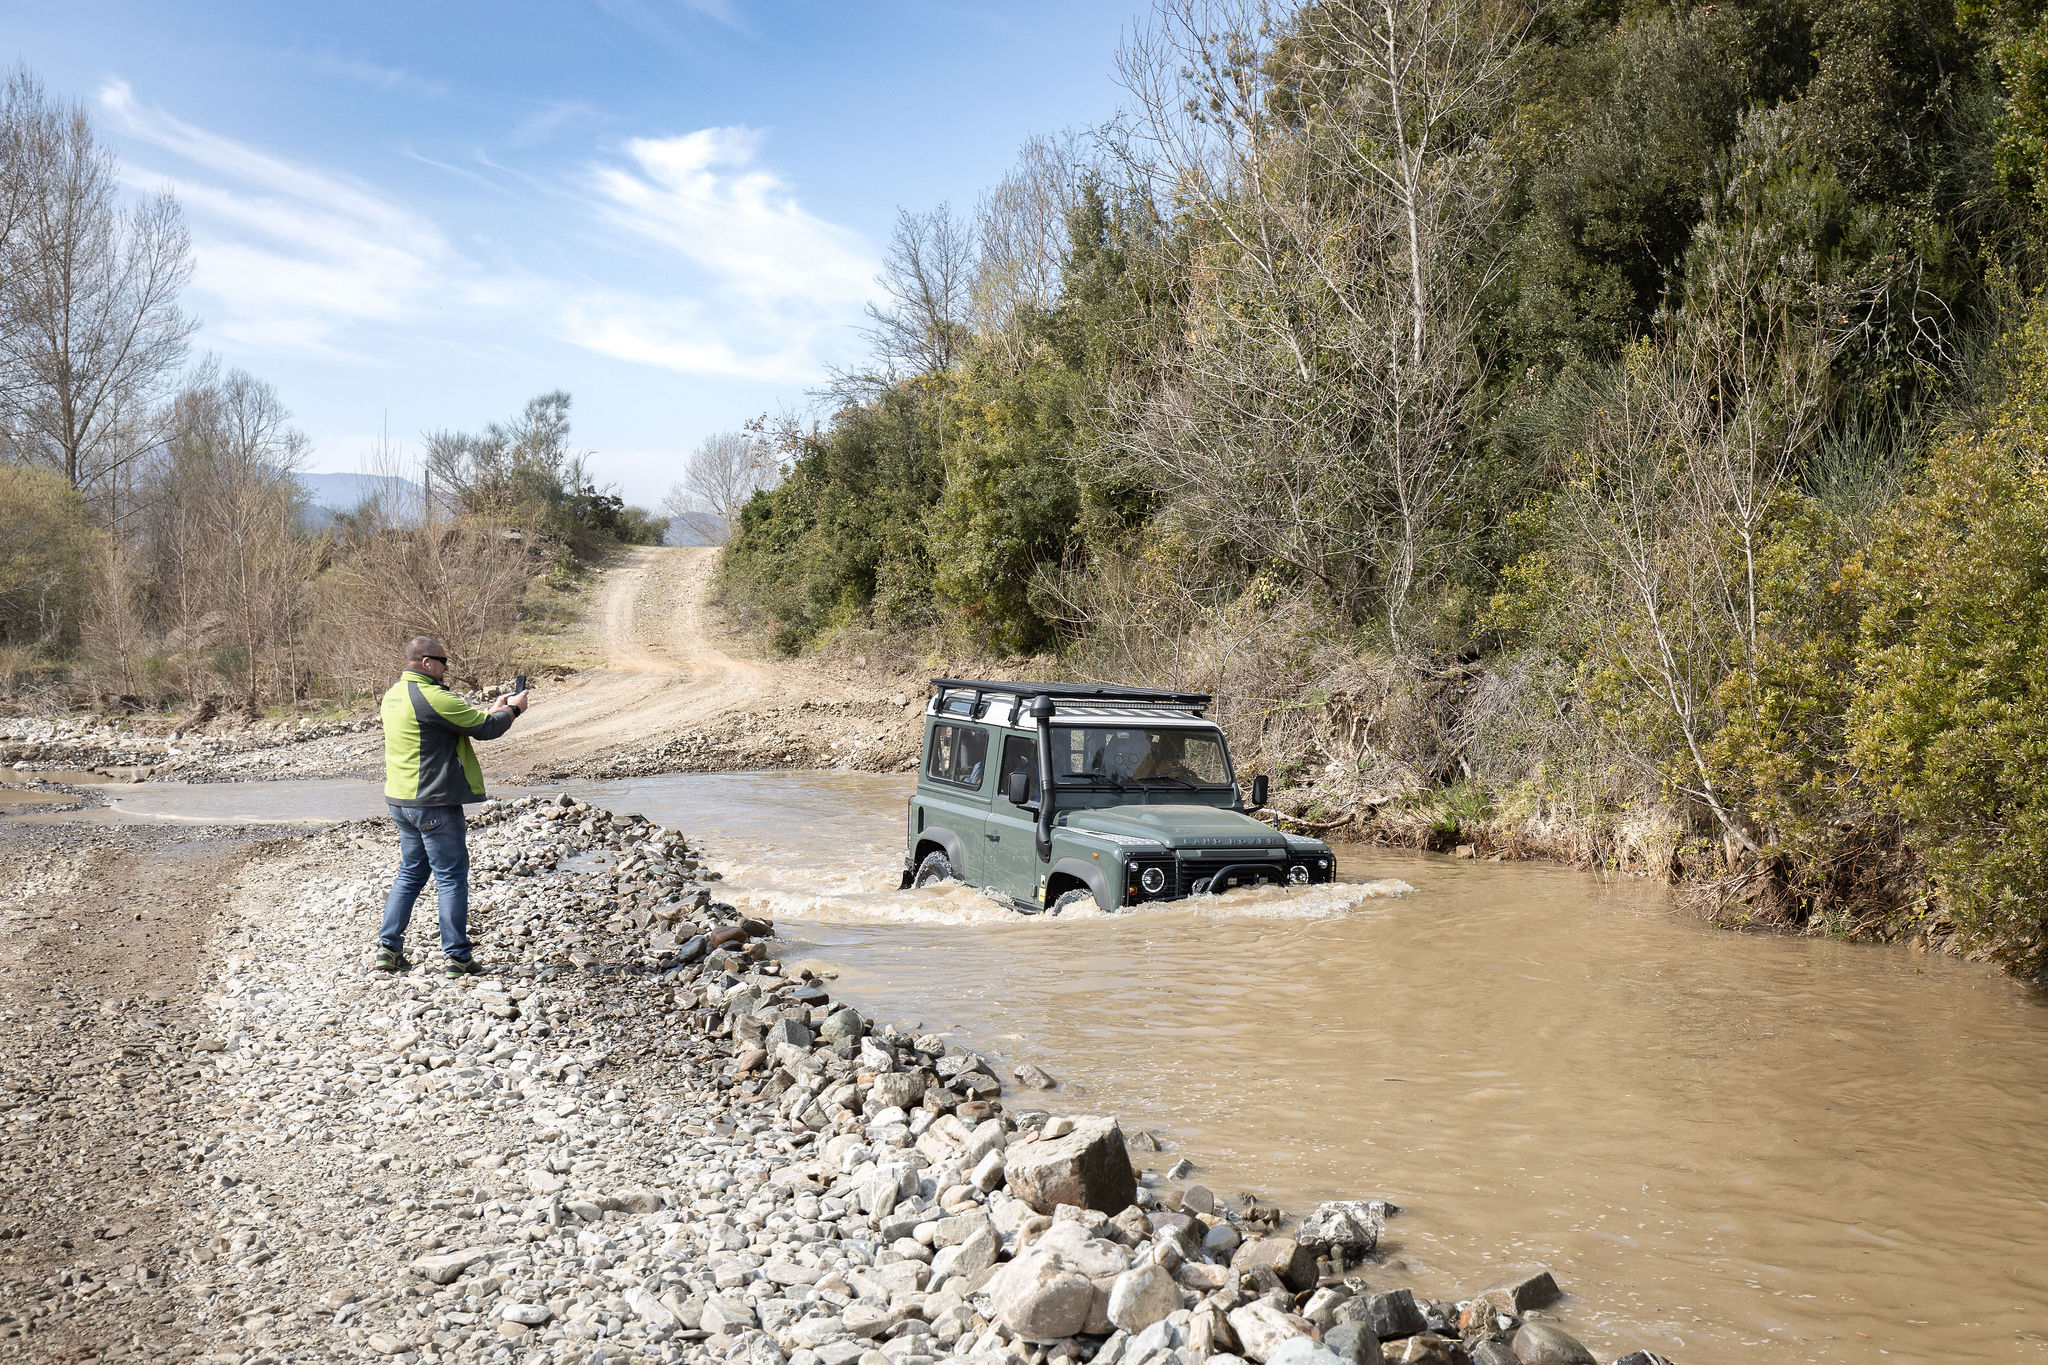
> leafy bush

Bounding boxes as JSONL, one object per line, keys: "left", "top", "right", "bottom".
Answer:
{"left": 0, "top": 464, "right": 94, "bottom": 648}
{"left": 1843, "top": 291, "right": 2048, "bottom": 974}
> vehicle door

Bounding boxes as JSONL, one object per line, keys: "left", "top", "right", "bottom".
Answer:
{"left": 984, "top": 732, "right": 1044, "bottom": 902}
{"left": 920, "top": 719, "right": 990, "bottom": 882}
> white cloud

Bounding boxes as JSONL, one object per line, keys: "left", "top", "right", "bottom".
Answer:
{"left": 93, "top": 83, "right": 873, "bottom": 384}
{"left": 300, "top": 54, "right": 451, "bottom": 100}
{"left": 561, "top": 290, "right": 823, "bottom": 384}
{"left": 571, "top": 126, "right": 876, "bottom": 380}
{"left": 98, "top": 79, "right": 490, "bottom": 357}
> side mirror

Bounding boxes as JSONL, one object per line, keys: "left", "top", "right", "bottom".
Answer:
{"left": 1249, "top": 774, "right": 1269, "bottom": 810}
{"left": 1006, "top": 770, "right": 1032, "bottom": 806}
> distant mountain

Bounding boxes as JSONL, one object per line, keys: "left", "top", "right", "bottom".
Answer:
{"left": 295, "top": 472, "right": 425, "bottom": 528}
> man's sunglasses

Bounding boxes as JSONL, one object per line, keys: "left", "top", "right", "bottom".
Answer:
{"left": 422, "top": 655, "right": 449, "bottom": 665}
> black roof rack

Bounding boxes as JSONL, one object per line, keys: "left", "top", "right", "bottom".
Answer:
{"left": 929, "top": 678, "right": 1212, "bottom": 708}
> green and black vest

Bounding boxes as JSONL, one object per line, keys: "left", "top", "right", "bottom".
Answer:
{"left": 381, "top": 670, "right": 515, "bottom": 808}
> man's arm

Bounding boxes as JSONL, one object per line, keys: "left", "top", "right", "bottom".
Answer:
{"left": 414, "top": 682, "right": 517, "bottom": 741}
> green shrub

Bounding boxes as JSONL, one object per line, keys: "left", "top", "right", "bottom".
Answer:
{"left": 0, "top": 464, "right": 94, "bottom": 648}
{"left": 1845, "top": 291, "right": 2048, "bottom": 974}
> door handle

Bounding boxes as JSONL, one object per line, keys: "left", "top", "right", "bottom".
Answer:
{"left": 985, "top": 832, "right": 1000, "bottom": 841}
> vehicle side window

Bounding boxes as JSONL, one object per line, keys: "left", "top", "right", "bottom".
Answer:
{"left": 956, "top": 727, "right": 989, "bottom": 789}
{"left": 926, "top": 723, "right": 989, "bottom": 789}
{"left": 999, "top": 734, "right": 1038, "bottom": 802}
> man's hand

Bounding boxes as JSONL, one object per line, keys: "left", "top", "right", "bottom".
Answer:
{"left": 494, "top": 690, "right": 530, "bottom": 716}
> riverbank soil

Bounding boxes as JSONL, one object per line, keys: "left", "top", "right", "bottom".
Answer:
{"left": 0, "top": 820, "right": 283, "bottom": 1359}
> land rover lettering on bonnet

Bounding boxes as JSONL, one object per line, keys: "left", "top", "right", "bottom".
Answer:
{"left": 902, "top": 679, "right": 1336, "bottom": 913}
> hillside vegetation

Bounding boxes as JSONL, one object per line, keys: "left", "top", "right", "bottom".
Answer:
{"left": 720, "top": 0, "right": 2048, "bottom": 976}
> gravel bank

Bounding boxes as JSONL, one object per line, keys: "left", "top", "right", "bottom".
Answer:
{"left": 4, "top": 796, "right": 1677, "bottom": 1365}
{"left": 0, "top": 714, "right": 381, "bottom": 785}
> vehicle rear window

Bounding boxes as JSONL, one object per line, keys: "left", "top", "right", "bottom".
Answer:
{"left": 926, "top": 723, "right": 990, "bottom": 789}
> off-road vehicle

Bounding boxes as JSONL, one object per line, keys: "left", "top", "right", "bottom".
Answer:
{"left": 900, "top": 679, "right": 1336, "bottom": 912}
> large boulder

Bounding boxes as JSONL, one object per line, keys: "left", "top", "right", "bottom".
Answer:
{"left": 1002, "top": 1116, "right": 1137, "bottom": 1214}
{"left": 1476, "top": 1268, "right": 1559, "bottom": 1316}
{"left": 1296, "top": 1201, "right": 1384, "bottom": 1261}
{"left": 929, "top": 1224, "right": 999, "bottom": 1282}
{"left": 1232, "top": 1236, "right": 1319, "bottom": 1293}
{"left": 1323, "top": 1323, "right": 1388, "bottom": 1365}
{"left": 868, "top": 1071, "right": 925, "bottom": 1111}
{"left": 1510, "top": 1323, "right": 1595, "bottom": 1365}
{"left": 1189, "top": 1302, "right": 1244, "bottom": 1357}
{"left": 818, "top": 1007, "right": 865, "bottom": 1044}
{"left": 1385, "top": 1336, "right": 1468, "bottom": 1364}
{"left": 1334, "top": 1289, "right": 1426, "bottom": 1340}
{"left": 1105, "top": 1262, "right": 1181, "bottom": 1334}
{"left": 1228, "top": 1301, "right": 1316, "bottom": 1364}
{"left": 987, "top": 1246, "right": 1097, "bottom": 1342}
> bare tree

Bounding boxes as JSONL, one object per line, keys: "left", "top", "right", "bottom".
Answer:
{"left": 311, "top": 430, "right": 532, "bottom": 697}
{"left": 0, "top": 68, "right": 57, "bottom": 381}
{"left": 1105, "top": 0, "right": 1526, "bottom": 641}
{"left": 660, "top": 428, "right": 781, "bottom": 545}
{"left": 971, "top": 131, "right": 1088, "bottom": 364}
{"left": 141, "top": 362, "right": 319, "bottom": 709}
{"left": 829, "top": 204, "right": 977, "bottom": 400}
{"left": 1550, "top": 301, "right": 1832, "bottom": 856}
{"left": 0, "top": 72, "right": 194, "bottom": 495}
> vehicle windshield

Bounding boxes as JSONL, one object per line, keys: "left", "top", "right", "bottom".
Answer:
{"left": 1050, "top": 725, "right": 1232, "bottom": 788}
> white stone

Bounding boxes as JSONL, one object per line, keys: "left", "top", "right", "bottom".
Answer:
{"left": 627, "top": 1285, "right": 678, "bottom": 1328}
{"left": 1228, "top": 1302, "right": 1310, "bottom": 1364}
{"left": 1106, "top": 1262, "right": 1181, "bottom": 1334}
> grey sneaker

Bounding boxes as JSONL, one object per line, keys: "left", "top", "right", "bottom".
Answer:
{"left": 443, "top": 956, "right": 484, "bottom": 978}
{"left": 372, "top": 947, "right": 411, "bottom": 972}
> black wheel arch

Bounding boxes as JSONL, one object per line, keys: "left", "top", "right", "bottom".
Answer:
{"left": 915, "top": 826, "right": 966, "bottom": 874}
{"left": 1045, "top": 855, "right": 1114, "bottom": 910}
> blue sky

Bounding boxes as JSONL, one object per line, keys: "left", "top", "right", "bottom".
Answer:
{"left": 10, "top": 0, "right": 1149, "bottom": 503}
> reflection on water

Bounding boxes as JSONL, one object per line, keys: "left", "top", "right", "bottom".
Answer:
{"left": 32, "top": 770, "right": 2048, "bottom": 1363}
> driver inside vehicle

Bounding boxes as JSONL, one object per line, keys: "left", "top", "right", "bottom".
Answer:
{"left": 1134, "top": 730, "right": 1198, "bottom": 782}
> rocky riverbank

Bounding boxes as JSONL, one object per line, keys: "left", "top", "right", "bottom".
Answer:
{"left": 0, "top": 713, "right": 382, "bottom": 785}
{"left": 3, "top": 795, "right": 1679, "bottom": 1365}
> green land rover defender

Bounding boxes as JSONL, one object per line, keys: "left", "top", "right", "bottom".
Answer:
{"left": 900, "top": 679, "right": 1336, "bottom": 912}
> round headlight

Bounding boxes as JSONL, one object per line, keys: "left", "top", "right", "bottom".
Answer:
{"left": 1287, "top": 864, "right": 1310, "bottom": 885}
{"left": 1139, "top": 866, "right": 1166, "bottom": 894}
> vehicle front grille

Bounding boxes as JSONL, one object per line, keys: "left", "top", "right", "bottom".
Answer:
{"left": 1123, "top": 852, "right": 1327, "bottom": 902}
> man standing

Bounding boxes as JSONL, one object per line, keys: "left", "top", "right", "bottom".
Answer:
{"left": 375, "top": 635, "right": 528, "bottom": 975}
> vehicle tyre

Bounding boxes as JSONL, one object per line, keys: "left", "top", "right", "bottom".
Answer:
{"left": 1050, "top": 888, "right": 1098, "bottom": 915}
{"left": 912, "top": 850, "right": 956, "bottom": 889}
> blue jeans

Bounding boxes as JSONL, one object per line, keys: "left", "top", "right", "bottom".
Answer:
{"left": 379, "top": 804, "right": 471, "bottom": 961}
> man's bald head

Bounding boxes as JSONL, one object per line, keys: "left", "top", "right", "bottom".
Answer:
{"left": 404, "top": 636, "right": 446, "bottom": 666}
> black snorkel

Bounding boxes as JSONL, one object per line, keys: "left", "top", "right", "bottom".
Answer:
{"left": 1031, "top": 694, "right": 1056, "bottom": 862}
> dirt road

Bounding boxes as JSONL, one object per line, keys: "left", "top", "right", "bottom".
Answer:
{"left": 500, "top": 546, "right": 924, "bottom": 780}
{"left": 0, "top": 819, "right": 290, "bottom": 1359}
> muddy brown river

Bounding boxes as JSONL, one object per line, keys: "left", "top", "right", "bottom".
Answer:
{"left": 20, "top": 771, "right": 2048, "bottom": 1362}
